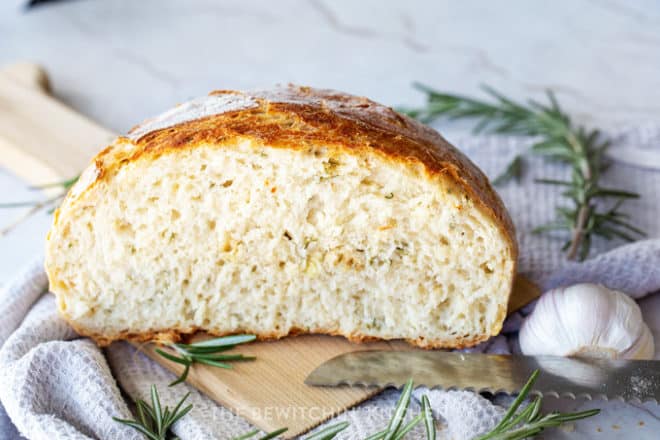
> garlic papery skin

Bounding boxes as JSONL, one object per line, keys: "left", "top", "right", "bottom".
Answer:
{"left": 519, "top": 283, "right": 655, "bottom": 360}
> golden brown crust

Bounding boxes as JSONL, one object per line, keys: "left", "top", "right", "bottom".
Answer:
{"left": 67, "top": 320, "right": 491, "bottom": 351}
{"left": 50, "top": 85, "right": 517, "bottom": 350}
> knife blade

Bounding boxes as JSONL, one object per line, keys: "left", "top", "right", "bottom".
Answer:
{"left": 305, "top": 351, "right": 660, "bottom": 403}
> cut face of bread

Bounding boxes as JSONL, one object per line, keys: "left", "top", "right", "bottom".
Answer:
{"left": 45, "top": 86, "right": 517, "bottom": 348}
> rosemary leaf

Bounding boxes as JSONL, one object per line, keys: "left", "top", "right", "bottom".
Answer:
{"left": 193, "top": 358, "right": 232, "bottom": 369}
{"left": 155, "top": 348, "right": 191, "bottom": 366}
{"left": 304, "top": 422, "right": 350, "bottom": 440}
{"left": 532, "top": 222, "right": 570, "bottom": 234}
{"left": 0, "top": 201, "right": 49, "bottom": 208}
{"left": 534, "top": 178, "right": 572, "bottom": 186}
{"left": 257, "top": 427, "right": 289, "bottom": 440}
{"left": 151, "top": 385, "right": 164, "bottom": 436}
{"left": 492, "top": 155, "right": 524, "bottom": 186}
{"left": 364, "top": 429, "right": 388, "bottom": 440}
{"left": 421, "top": 395, "right": 436, "bottom": 440}
{"left": 383, "top": 378, "right": 415, "bottom": 440}
{"left": 173, "top": 344, "right": 234, "bottom": 354}
{"left": 232, "top": 429, "right": 260, "bottom": 440}
{"left": 231, "top": 427, "right": 290, "bottom": 440}
{"left": 232, "top": 424, "right": 350, "bottom": 440}
{"left": 28, "top": 175, "right": 79, "bottom": 190}
{"left": 188, "top": 334, "right": 256, "bottom": 347}
{"left": 392, "top": 413, "right": 423, "bottom": 440}
{"left": 191, "top": 353, "right": 255, "bottom": 362}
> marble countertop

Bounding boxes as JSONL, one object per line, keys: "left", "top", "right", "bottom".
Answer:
{"left": 1, "top": 1, "right": 659, "bottom": 438}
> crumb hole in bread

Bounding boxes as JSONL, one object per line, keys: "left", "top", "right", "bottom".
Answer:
{"left": 221, "top": 234, "right": 233, "bottom": 252}
{"left": 113, "top": 219, "right": 133, "bottom": 235}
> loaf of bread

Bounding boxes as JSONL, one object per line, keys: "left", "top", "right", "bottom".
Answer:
{"left": 45, "top": 86, "right": 517, "bottom": 349}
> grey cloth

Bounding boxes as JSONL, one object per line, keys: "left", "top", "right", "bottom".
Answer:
{"left": 1, "top": 126, "right": 660, "bottom": 439}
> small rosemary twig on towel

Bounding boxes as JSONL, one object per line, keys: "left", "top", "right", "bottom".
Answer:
{"left": 0, "top": 176, "right": 78, "bottom": 237}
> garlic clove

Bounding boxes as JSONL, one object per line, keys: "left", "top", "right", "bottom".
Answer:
{"left": 519, "top": 283, "right": 655, "bottom": 360}
{"left": 620, "top": 322, "right": 655, "bottom": 360}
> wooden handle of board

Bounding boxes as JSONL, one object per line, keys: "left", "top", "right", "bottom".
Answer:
{"left": 0, "top": 62, "right": 115, "bottom": 186}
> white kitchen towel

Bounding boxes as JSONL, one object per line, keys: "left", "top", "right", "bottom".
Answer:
{"left": 1, "top": 125, "right": 660, "bottom": 440}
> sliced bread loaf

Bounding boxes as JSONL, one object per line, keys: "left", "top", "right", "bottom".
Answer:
{"left": 45, "top": 86, "right": 517, "bottom": 348}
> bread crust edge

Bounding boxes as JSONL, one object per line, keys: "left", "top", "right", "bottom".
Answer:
{"left": 64, "top": 320, "right": 494, "bottom": 350}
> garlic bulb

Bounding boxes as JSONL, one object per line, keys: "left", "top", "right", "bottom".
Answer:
{"left": 519, "top": 283, "right": 655, "bottom": 360}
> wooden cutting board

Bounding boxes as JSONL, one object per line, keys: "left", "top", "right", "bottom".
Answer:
{"left": 0, "top": 63, "right": 540, "bottom": 438}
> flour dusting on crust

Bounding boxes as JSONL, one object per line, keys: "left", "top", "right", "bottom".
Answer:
{"left": 128, "top": 93, "right": 258, "bottom": 140}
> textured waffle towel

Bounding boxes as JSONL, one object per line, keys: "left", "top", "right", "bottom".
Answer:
{"left": 1, "top": 126, "right": 660, "bottom": 439}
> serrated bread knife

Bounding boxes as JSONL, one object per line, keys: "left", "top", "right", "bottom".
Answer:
{"left": 305, "top": 351, "right": 660, "bottom": 403}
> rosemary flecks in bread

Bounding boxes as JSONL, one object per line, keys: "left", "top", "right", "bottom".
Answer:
{"left": 45, "top": 86, "right": 517, "bottom": 348}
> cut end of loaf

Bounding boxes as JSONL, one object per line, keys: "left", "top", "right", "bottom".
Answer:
{"left": 46, "top": 139, "right": 515, "bottom": 349}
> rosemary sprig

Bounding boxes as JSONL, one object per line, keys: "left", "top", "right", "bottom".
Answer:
{"left": 155, "top": 334, "right": 256, "bottom": 386}
{"left": 421, "top": 395, "right": 435, "bottom": 440}
{"left": 401, "top": 83, "right": 644, "bottom": 260}
{"left": 233, "top": 427, "right": 289, "bottom": 440}
{"left": 113, "top": 385, "right": 192, "bottom": 440}
{"left": 364, "top": 378, "right": 429, "bottom": 440}
{"left": 0, "top": 176, "right": 78, "bottom": 237}
{"left": 474, "top": 370, "right": 600, "bottom": 440}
